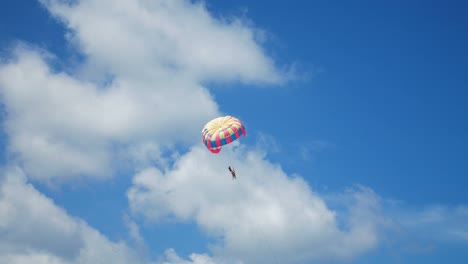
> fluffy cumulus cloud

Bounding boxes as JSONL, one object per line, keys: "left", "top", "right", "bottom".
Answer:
{"left": 128, "top": 146, "right": 384, "bottom": 264}
{"left": 0, "top": 166, "right": 232, "bottom": 264}
{"left": 129, "top": 146, "right": 468, "bottom": 264}
{"left": 0, "top": 167, "right": 218, "bottom": 264}
{"left": 0, "top": 47, "right": 217, "bottom": 181}
{"left": 0, "top": 167, "right": 148, "bottom": 264}
{"left": 0, "top": 0, "right": 283, "bottom": 182}
{"left": 39, "top": 0, "right": 283, "bottom": 84}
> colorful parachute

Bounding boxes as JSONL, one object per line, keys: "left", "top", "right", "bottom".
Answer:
{"left": 201, "top": 116, "right": 246, "bottom": 154}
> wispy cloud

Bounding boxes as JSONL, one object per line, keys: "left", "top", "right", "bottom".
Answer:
{"left": 299, "top": 140, "right": 335, "bottom": 161}
{"left": 392, "top": 204, "right": 468, "bottom": 243}
{"left": 255, "top": 132, "right": 281, "bottom": 154}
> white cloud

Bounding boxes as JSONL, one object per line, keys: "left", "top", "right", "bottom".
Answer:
{"left": 392, "top": 204, "right": 468, "bottom": 243}
{"left": 1, "top": 161, "right": 465, "bottom": 264}
{"left": 0, "top": 47, "right": 217, "bottom": 181}
{"left": 128, "top": 146, "right": 383, "bottom": 264}
{"left": 0, "top": 253, "right": 67, "bottom": 264}
{"left": 0, "top": 166, "right": 222, "bottom": 264}
{"left": 0, "top": 167, "right": 149, "bottom": 264}
{"left": 298, "top": 140, "right": 335, "bottom": 162}
{"left": 255, "top": 132, "right": 280, "bottom": 154}
{"left": 39, "top": 0, "right": 284, "bottom": 85}
{"left": 0, "top": 0, "right": 285, "bottom": 182}
{"left": 158, "top": 249, "right": 219, "bottom": 264}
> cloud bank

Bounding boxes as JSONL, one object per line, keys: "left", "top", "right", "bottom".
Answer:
{"left": 128, "top": 146, "right": 383, "bottom": 263}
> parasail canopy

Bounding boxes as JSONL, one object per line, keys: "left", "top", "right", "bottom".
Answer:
{"left": 201, "top": 116, "right": 246, "bottom": 154}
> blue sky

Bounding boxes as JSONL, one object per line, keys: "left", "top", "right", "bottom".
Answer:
{"left": 0, "top": 0, "right": 467, "bottom": 263}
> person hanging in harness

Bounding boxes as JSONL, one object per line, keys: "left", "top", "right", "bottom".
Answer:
{"left": 228, "top": 166, "right": 236, "bottom": 180}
